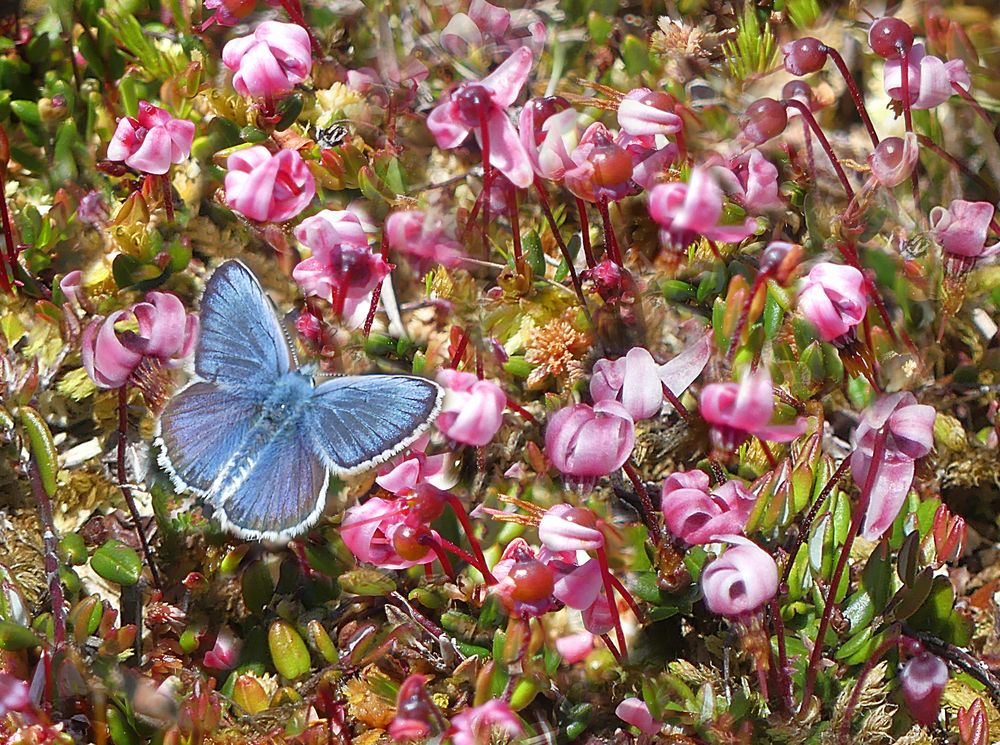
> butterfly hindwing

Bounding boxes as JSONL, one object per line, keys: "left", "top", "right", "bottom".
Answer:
{"left": 196, "top": 260, "right": 295, "bottom": 388}
{"left": 304, "top": 375, "right": 443, "bottom": 474}
{"left": 155, "top": 380, "right": 263, "bottom": 494}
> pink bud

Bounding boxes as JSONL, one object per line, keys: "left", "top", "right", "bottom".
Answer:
{"left": 106, "top": 101, "right": 194, "bottom": 175}
{"left": 434, "top": 370, "right": 506, "bottom": 447}
{"left": 203, "top": 627, "right": 240, "bottom": 670}
{"left": 617, "top": 88, "right": 682, "bottom": 137}
{"left": 554, "top": 631, "right": 596, "bottom": 664}
{"left": 900, "top": 651, "right": 948, "bottom": 727}
{"left": 0, "top": 673, "right": 30, "bottom": 716}
{"left": 294, "top": 209, "right": 369, "bottom": 251}
{"left": 884, "top": 43, "right": 970, "bottom": 110}
{"left": 545, "top": 401, "right": 635, "bottom": 480}
{"left": 60, "top": 270, "right": 85, "bottom": 310}
{"left": 868, "top": 134, "right": 919, "bottom": 188}
{"left": 615, "top": 698, "right": 661, "bottom": 736}
{"left": 648, "top": 167, "right": 757, "bottom": 250}
{"left": 390, "top": 675, "right": 435, "bottom": 742}
{"left": 957, "top": 698, "right": 989, "bottom": 745}
{"left": 538, "top": 504, "right": 604, "bottom": 552}
{"left": 222, "top": 21, "right": 312, "bottom": 99}
{"left": 448, "top": 700, "right": 523, "bottom": 745}
{"left": 384, "top": 210, "right": 465, "bottom": 277}
{"left": 798, "top": 262, "right": 868, "bottom": 344}
{"left": 714, "top": 149, "right": 783, "bottom": 213}
{"left": 224, "top": 146, "right": 315, "bottom": 223}
{"left": 661, "top": 472, "right": 756, "bottom": 545}
{"left": 700, "top": 369, "right": 806, "bottom": 453}
{"left": 929, "top": 200, "right": 1000, "bottom": 259}
{"left": 701, "top": 536, "right": 778, "bottom": 618}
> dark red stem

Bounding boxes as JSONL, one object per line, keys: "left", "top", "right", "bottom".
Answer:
{"left": 825, "top": 47, "right": 880, "bottom": 147}
{"left": 596, "top": 546, "right": 628, "bottom": 659}
{"left": 783, "top": 99, "right": 855, "bottom": 201}
{"left": 622, "top": 460, "right": 662, "bottom": 544}
{"left": 508, "top": 183, "right": 522, "bottom": 269}
{"left": 595, "top": 196, "right": 622, "bottom": 265}
{"left": 534, "top": 178, "right": 587, "bottom": 305}
{"left": 898, "top": 46, "right": 921, "bottom": 211}
{"left": 575, "top": 197, "right": 596, "bottom": 268}
{"left": 661, "top": 381, "right": 693, "bottom": 423}
{"left": 118, "top": 385, "right": 162, "bottom": 589}
{"left": 444, "top": 493, "right": 497, "bottom": 584}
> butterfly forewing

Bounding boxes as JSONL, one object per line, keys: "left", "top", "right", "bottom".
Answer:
{"left": 305, "top": 375, "right": 443, "bottom": 473}
{"left": 196, "top": 261, "right": 295, "bottom": 388}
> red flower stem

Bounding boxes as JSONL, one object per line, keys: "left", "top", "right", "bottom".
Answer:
{"left": 706, "top": 239, "right": 724, "bottom": 262}
{"left": 758, "top": 439, "right": 778, "bottom": 469}
{"left": 444, "top": 493, "right": 497, "bottom": 584}
{"left": 802, "top": 119, "right": 816, "bottom": 181}
{"left": 783, "top": 100, "right": 855, "bottom": 201}
{"left": 839, "top": 627, "right": 901, "bottom": 743}
{"left": 505, "top": 396, "right": 538, "bottom": 426}
{"left": 508, "top": 184, "right": 522, "bottom": 270}
{"left": 825, "top": 47, "right": 880, "bottom": 147}
{"left": 434, "top": 536, "right": 480, "bottom": 570}
{"left": 118, "top": 385, "right": 162, "bottom": 589}
{"left": 28, "top": 459, "right": 66, "bottom": 651}
{"left": 661, "top": 381, "right": 693, "bottom": 422}
{"left": 799, "top": 428, "right": 887, "bottom": 714}
{"left": 159, "top": 173, "right": 174, "bottom": 223}
{"left": 622, "top": 460, "right": 662, "bottom": 544}
{"left": 951, "top": 82, "right": 994, "bottom": 132}
{"left": 533, "top": 178, "right": 587, "bottom": 306}
{"left": 779, "top": 455, "right": 851, "bottom": 589}
{"left": 675, "top": 125, "right": 688, "bottom": 163}
{"left": 478, "top": 104, "right": 493, "bottom": 259}
{"left": 608, "top": 573, "right": 645, "bottom": 622}
{"left": 916, "top": 134, "right": 997, "bottom": 200}
{"left": 389, "top": 591, "right": 445, "bottom": 638}
{"left": 601, "top": 633, "right": 624, "bottom": 664}
{"left": 596, "top": 196, "right": 622, "bottom": 265}
{"left": 421, "top": 536, "right": 455, "bottom": 580}
{"left": 575, "top": 197, "right": 596, "bottom": 268}
{"left": 596, "top": 546, "right": 628, "bottom": 658}
{"left": 898, "top": 47, "right": 920, "bottom": 211}
{"left": 769, "top": 598, "right": 793, "bottom": 714}
{"left": 277, "top": 0, "right": 322, "bottom": 56}
{"left": 449, "top": 329, "right": 469, "bottom": 369}
{"left": 362, "top": 231, "right": 391, "bottom": 337}
{"left": 725, "top": 274, "right": 767, "bottom": 367}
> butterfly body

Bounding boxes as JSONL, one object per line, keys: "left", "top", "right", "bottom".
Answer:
{"left": 155, "top": 260, "right": 442, "bottom": 542}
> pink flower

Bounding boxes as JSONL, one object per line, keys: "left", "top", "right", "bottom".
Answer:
{"left": 699, "top": 369, "right": 806, "bottom": 453}
{"left": 376, "top": 435, "right": 453, "bottom": 495}
{"left": 440, "top": 0, "right": 545, "bottom": 57}
{"left": 851, "top": 392, "right": 936, "bottom": 541}
{"left": 868, "top": 134, "right": 919, "bottom": 188}
{"left": 106, "top": 102, "right": 194, "bottom": 176}
{"left": 900, "top": 651, "right": 948, "bottom": 727}
{"left": 294, "top": 209, "right": 368, "bottom": 250}
{"left": 203, "top": 627, "right": 240, "bottom": 670}
{"left": 616, "top": 698, "right": 661, "bottom": 736}
{"left": 798, "top": 262, "right": 868, "bottom": 344}
{"left": 340, "top": 497, "right": 439, "bottom": 570}
{"left": 448, "top": 699, "right": 523, "bottom": 745}
{"left": 563, "top": 122, "right": 637, "bottom": 203}
{"left": 82, "top": 292, "right": 198, "bottom": 389}
{"left": 555, "top": 631, "right": 596, "bottom": 664}
{"left": 518, "top": 98, "right": 579, "bottom": 182}
{"left": 427, "top": 46, "right": 534, "bottom": 188}
{"left": 384, "top": 210, "right": 464, "bottom": 276}
{"left": 225, "top": 146, "right": 315, "bottom": 223}
{"left": 538, "top": 504, "right": 604, "bottom": 552}
{"left": 648, "top": 168, "right": 757, "bottom": 250}
{"left": 0, "top": 673, "right": 30, "bottom": 717}
{"left": 545, "top": 401, "right": 635, "bottom": 480}
{"left": 884, "top": 43, "right": 970, "bottom": 110}
{"left": 490, "top": 538, "right": 564, "bottom": 617}
{"left": 222, "top": 21, "right": 312, "bottom": 99}
{"left": 701, "top": 535, "right": 778, "bottom": 618}
{"left": 929, "top": 199, "right": 1000, "bottom": 260}
{"left": 617, "top": 88, "right": 682, "bottom": 137}
{"left": 60, "top": 270, "right": 85, "bottom": 311}
{"left": 714, "top": 149, "right": 783, "bottom": 213}
{"left": 661, "top": 471, "right": 756, "bottom": 545}
{"left": 434, "top": 370, "right": 506, "bottom": 447}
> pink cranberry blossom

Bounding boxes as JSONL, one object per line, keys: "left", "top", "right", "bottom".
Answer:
{"left": 661, "top": 470, "right": 756, "bottom": 545}
{"left": 851, "top": 392, "right": 936, "bottom": 541}
{"left": 699, "top": 369, "right": 807, "bottom": 453}
{"left": 868, "top": 134, "right": 919, "bottom": 188}
{"left": 384, "top": 210, "right": 464, "bottom": 276}
{"left": 617, "top": 88, "right": 683, "bottom": 137}
{"left": 798, "top": 262, "right": 869, "bottom": 344}
{"left": 434, "top": 370, "right": 506, "bottom": 447}
{"left": 376, "top": 435, "right": 453, "bottom": 495}
{"left": 538, "top": 504, "right": 605, "bottom": 552}
{"left": 519, "top": 99, "right": 579, "bottom": 182}
{"left": 340, "top": 497, "right": 439, "bottom": 570}
{"left": 648, "top": 167, "right": 757, "bottom": 250}
{"left": 900, "top": 651, "right": 949, "bottom": 727}
{"left": 294, "top": 209, "right": 369, "bottom": 250}
{"left": 222, "top": 21, "right": 312, "bottom": 99}
{"left": 440, "top": 0, "right": 545, "bottom": 57}
{"left": 224, "top": 146, "right": 316, "bottom": 223}
{"left": 616, "top": 698, "right": 661, "bottom": 736}
{"left": 555, "top": 631, "right": 596, "bottom": 664}
{"left": 0, "top": 673, "right": 31, "bottom": 717}
{"left": 883, "top": 43, "right": 970, "bottom": 109}
{"left": 929, "top": 200, "right": 1000, "bottom": 260}
{"left": 82, "top": 292, "right": 199, "bottom": 389}
{"left": 427, "top": 46, "right": 534, "bottom": 188}
{"left": 106, "top": 102, "right": 195, "bottom": 175}
{"left": 545, "top": 401, "right": 635, "bottom": 480}
{"left": 563, "top": 122, "right": 637, "bottom": 203}
{"left": 591, "top": 347, "right": 663, "bottom": 421}
{"left": 203, "top": 627, "right": 240, "bottom": 670}
{"left": 448, "top": 699, "right": 523, "bottom": 745}
{"left": 713, "top": 149, "right": 783, "bottom": 213}
{"left": 701, "top": 535, "right": 778, "bottom": 618}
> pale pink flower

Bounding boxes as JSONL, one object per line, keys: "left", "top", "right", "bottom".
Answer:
{"left": 538, "top": 504, "right": 604, "bottom": 552}
{"left": 616, "top": 698, "right": 661, "bottom": 736}
{"left": 591, "top": 347, "right": 663, "bottom": 421}
{"left": 82, "top": 292, "right": 198, "bottom": 389}
{"left": 617, "top": 88, "right": 682, "bottom": 137}
{"left": 900, "top": 651, "right": 948, "bottom": 727}
{"left": 648, "top": 168, "right": 757, "bottom": 250}
{"left": 868, "top": 134, "right": 919, "bottom": 188}
{"left": 929, "top": 199, "right": 1000, "bottom": 260}
{"left": 435, "top": 370, "right": 506, "bottom": 447}
{"left": 518, "top": 98, "right": 579, "bottom": 182}
{"left": 798, "top": 263, "right": 868, "bottom": 344}
{"left": 661, "top": 471, "right": 756, "bottom": 545}
{"left": 851, "top": 392, "right": 936, "bottom": 541}
{"left": 106, "top": 102, "right": 194, "bottom": 176}
{"left": 884, "top": 43, "right": 970, "bottom": 109}
{"left": 555, "top": 631, "right": 596, "bottom": 664}
{"left": 203, "top": 627, "right": 240, "bottom": 670}
{"left": 448, "top": 700, "right": 523, "bottom": 745}
{"left": 714, "top": 149, "right": 783, "bottom": 213}
{"left": 545, "top": 401, "right": 635, "bottom": 480}
{"left": 563, "top": 122, "right": 637, "bottom": 203}
{"left": 0, "top": 673, "right": 30, "bottom": 717}
{"left": 427, "top": 46, "right": 534, "bottom": 188}
{"left": 384, "top": 210, "right": 464, "bottom": 276}
{"left": 222, "top": 21, "right": 312, "bottom": 99}
{"left": 701, "top": 535, "right": 778, "bottom": 618}
{"left": 376, "top": 435, "right": 453, "bottom": 495}
{"left": 440, "top": 0, "right": 545, "bottom": 57}
{"left": 699, "top": 369, "right": 806, "bottom": 453}
{"left": 340, "top": 497, "right": 440, "bottom": 570}
{"left": 224, "top": 146, "right": 315, "bottom": 223}
{"left": 294, "top": 209, "right": 368, "bottom": 250}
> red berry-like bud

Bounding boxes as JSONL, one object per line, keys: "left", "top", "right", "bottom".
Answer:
{"left": 509, "top": 557, "right": 555, "bottom": 602}
{"left": 589, "top": 143, "right": 633, "bottom": 187}
{"left": 406, "top": 485, "right": 447, "bottom": 522}
{"left": 561, "top": 506, "right": 598, "bottom": 528}
{"left": 741, "top": 98, "right": 788, "bottom": 145}
{"left": 782, "top": 37, "right": 827, "bottom": 75}
{"left": 868, "top": 17, "right": 914, "bottom": 59}
{"left": 392, "top": 523, "right": 432, "bottom": 561}
{"left": 781, "top": 80, "right": 814, "bottom": 109}
{"left": 639, "top": 90, "right": 677, "bottom": 112}
{"left": 453, "top": 83, "right": 491, "bottom": 127}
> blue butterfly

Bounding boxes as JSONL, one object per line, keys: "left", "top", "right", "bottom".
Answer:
{"left": 155, "top": 260, "right": 443, "bottom": 542}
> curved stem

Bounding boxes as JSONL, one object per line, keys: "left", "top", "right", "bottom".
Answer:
{"left": 534, "top": 178, "right": 587, "bottom": 306}
{"left": 951, "top": 82, "right": 995, "bottom": 134}
{"left": 363, "top": 230, "right": 391, "bottom": 337}
{"left": 661, "top": 381, "right": 693, "bottom": 423}
{"left": 799, "top": 429, "right": 887, "bottom": 713}
{"left": 420, "top": 535, "right": 455, "bottom": 580}
{"left": 118, "top": 385, "right": 162, "bottom": 589}
{"left": 825, "top": 47, "right": 880, "bottom": 147}
{"left": 622, "top": 460, "right": 662, "bottom": 544}
{"left": 898, "top": 47, "right": 920, "bottom": 212}
{"left": 444, "top": 494, "right": 497, "bottom": 584}
{"left": 783, "top": 100, "right": 855, "bottom": 201}
{"left": 839, "top": 626, "right": 901, "bottom": 743}
{"left": 575, "top": 197, "right": 596, "bottom": 268}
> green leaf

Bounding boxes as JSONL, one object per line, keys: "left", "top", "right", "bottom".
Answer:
{"left": 19, "top": 407, "right": 58, "bottom": 496}
{"left": 621, "top": 35, "right": 650, "bottom": 76}
{"left": 268, "top": 620, "right": 311, "bottom": 680}
{"left": 0, "top": 619, "right": 40, "bottom": 650}
{"left": 763, "top": 288, "right": 784, "bottom": 339}
{"left": 522, "top": 230, "right": 546, "bottom": 277}
{"left": 91, "top": 540, "right": 143, "bottom": 586}
{"left": 337, "top": 568, "right": 396, "bottom": 596}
